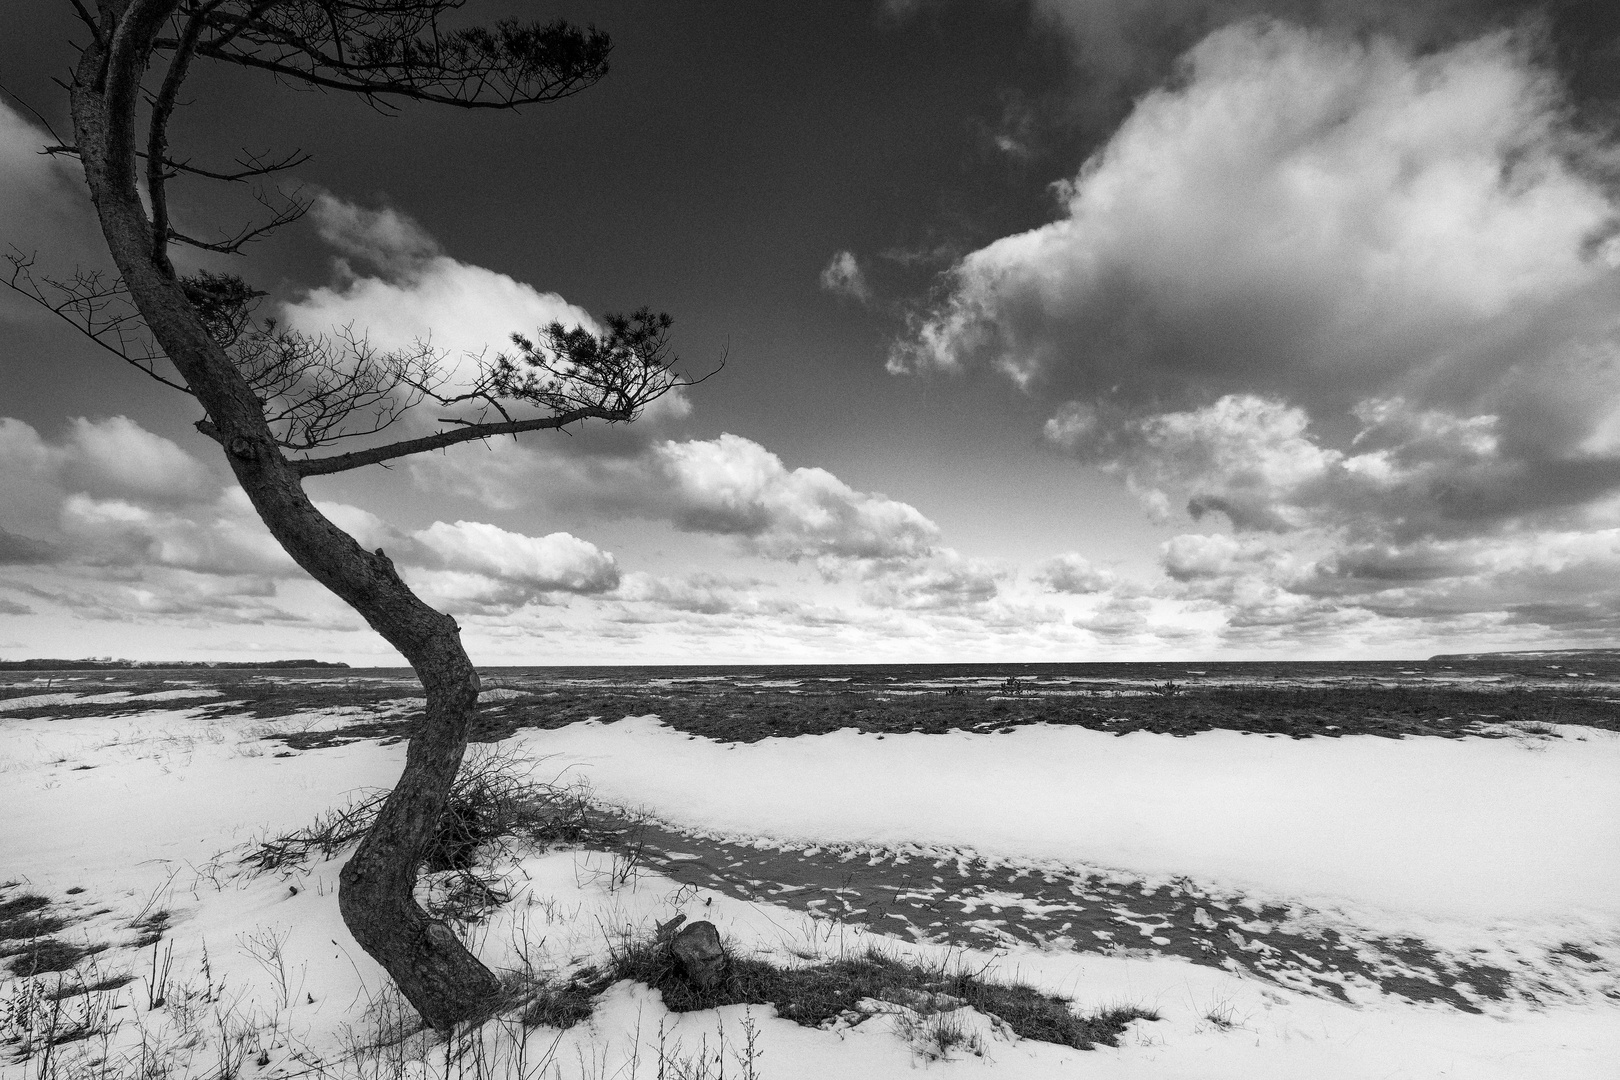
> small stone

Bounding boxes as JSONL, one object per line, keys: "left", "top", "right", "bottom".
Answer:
{"left": 669, "top": 920, "right": 725, "bottom": 989}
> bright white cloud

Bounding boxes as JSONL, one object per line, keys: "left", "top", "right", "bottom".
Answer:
{"left": 282, "top": 193, "right": 694, "bottom": 439}
{"left": 490, "top": 433, "right": 943, "bottom": 564}
{"left": 897, "top": 21, "right": 1618, "bottom": 409}
{"left": 1046, "top": 395, "right": 1341, "bottom": 531}
{"left": 651, "top": 434, "right": 941, "bottom": 562}
{"left": 411, "top": 520, "right": 618, "bottom": 595}
{"left": 891, "top": 20, "right": 1620, "bottom": 647}
{"left": 308, "top": 194, "right": 443, "bottom": 270}
{"left": 283, "top": 194, "right": 598, "bottom": 390}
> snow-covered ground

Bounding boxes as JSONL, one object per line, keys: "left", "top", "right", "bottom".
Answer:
{"left": 2, "top": 707, "right": 1616, "bottom": 1079}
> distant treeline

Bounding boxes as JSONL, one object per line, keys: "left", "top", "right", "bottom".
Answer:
{"left": 0, "top": 659, "right": 350, "bottom": 670}
{"left": 1428, "top": 648, "right": 1620, "bottom": 661}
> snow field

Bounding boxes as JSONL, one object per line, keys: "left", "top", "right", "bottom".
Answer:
{"left": 514, "top": 716, "right": 1620, "bottom": 923}
{"left": 1, "top": 708, "right": 1616, "bottom": 1078}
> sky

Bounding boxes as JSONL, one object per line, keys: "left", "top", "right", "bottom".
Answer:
{"left": 1, "top": 0, "right": 1619, "bottom": 665}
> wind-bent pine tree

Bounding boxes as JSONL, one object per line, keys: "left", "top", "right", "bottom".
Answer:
{"left": 19, "top": 0, "right": 701, "bottom": 1030}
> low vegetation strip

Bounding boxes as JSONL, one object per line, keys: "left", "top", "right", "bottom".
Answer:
{"left": 579, "top": 942, "right": 1157, "bottom": 1050}
{"left": 5, "top": 668, "right": 1615, "bottom": 743}
{"left": 476, "top": 681, "right": 1620, "bottom": 742}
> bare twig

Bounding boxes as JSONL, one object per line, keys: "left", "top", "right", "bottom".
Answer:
{"left": 2, "top": 249, "right": 193, "bottom": 394}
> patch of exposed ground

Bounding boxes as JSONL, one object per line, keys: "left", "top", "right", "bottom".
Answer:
{"left": 564, "top": 812, "right": 1615, "bottom": 1014}
{"left": 0, "top": 887, "right": 108, "bottom": 979}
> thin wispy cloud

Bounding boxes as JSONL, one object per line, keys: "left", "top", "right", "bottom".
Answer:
{"left": 819, "top": 250, "right": 873, "bottom": 304}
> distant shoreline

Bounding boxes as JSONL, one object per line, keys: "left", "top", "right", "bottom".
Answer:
{"left": 2, "top": 648, "right": 1616, "bottom": 673}
{"left": 0, "top": 659, "right": 350, "bottom": 671}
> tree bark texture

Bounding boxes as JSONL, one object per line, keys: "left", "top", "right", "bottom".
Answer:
{"left": 70, "top": 0, "right": 500, "bottom": 1031}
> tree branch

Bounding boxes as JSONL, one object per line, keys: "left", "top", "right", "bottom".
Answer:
{"left": 103, "top": 1, "right": 184, "bottom": 203}
{"left": 147, "top": 5, "right": 211, "bottom": 271}
{"left": 290, "top": 406, "right": 625, "bottom": 476}
{"left": 39, "top": 143, "right": 312, "bottom": 182}
{"left": 166, "top": 146, "right": 312, "bottom": 181}
{"left": 3, "top": 249, "right": 194, "bottom": 394}
{"left": 68, "top": 0, "right": 104, "bottom": 47}
{"left": 0, "top": 82, "right": 71, "bottom": 148}
{"left": 166, "top": 182, "right": 312, "bottom": 253}
{"left": 178, "top": 5, "right": 611, "bottom": 111}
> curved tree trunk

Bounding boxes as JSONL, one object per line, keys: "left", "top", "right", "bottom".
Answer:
{"left": 70, "top": 0, "right": 499, "bottom": 1031}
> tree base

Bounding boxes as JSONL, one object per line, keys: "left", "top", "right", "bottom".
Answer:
{"left": 339, "top": 861, "right": 502, "bottom": 1032}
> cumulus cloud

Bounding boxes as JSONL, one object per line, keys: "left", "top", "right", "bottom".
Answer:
{"left": 282, "top": 193, "right": 693, "bottom": 444}
{"left": 651, "top": 435, "right": 939, "bottom": 561}
{"left": 519, "top": 432, "right": 943, "bottom": 565}
{"left": 284, "top": 194, "right": 599, "bottom": 388}
{"left": 0, "top": 414, "right": 627, "bottom": 623}
{"left": 2, "top": 416, "right": 222, "bottom": 525}
{"left": 1031, "top": 0, "right": 1522, "bottom": 103}
{"left": 1161, "top": 531, "right": 1278, "bottom": 581}
{"left": 893, "top": 20, "right": 1620, "bottom": 645}
{"left": 819, "top": 250, "right": 873, "bottom": 303}
{"left": 58, "top": 416, "right": 218, "bottom": 504}
{"left": 308, "top": 195, "right": 443, "bottom": 270}
{"left": 1050, "top": 392, "right": 1620, "bottom": 542}
{"left": 897, "top": 22, "right": 1618, "bottom": 408}
{"left": 0, "top": 418, "right": 314, "bottom": 627}
{"left": 0, "top": 419, "right": 307, "bottom": 588}
{"left": 1045, "top": 395, "right": 1340, "bottom": 531}
{"left": 410, "top": 520, "right": 618, "bottom": 595}
{"left": 859, "top": 551, "right": 1001, "bottom": 610}
{"left": 1034, "top": 551, "right": 1116, "bottom": 593}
